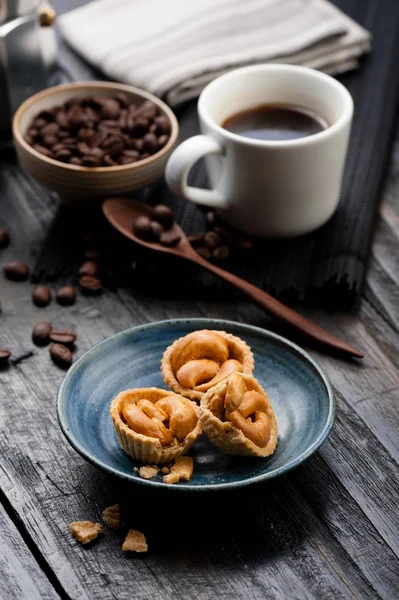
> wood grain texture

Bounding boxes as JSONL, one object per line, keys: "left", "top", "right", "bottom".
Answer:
{"left": 1, "top": 150, "right": 399, "bottom": 599}
{"left": 0, "top": 505, "right": 59, "bottom": 600}
{"left": 0, "top": 2, "right": 399, "bottom": 597}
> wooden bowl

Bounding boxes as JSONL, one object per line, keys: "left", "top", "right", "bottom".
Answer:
{"left": 12, "top": 81, "right": 179, "bottom": 205}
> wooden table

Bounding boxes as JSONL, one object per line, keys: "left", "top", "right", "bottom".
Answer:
{"left": 1, "top": 7, "right": 399, "bottom": 600}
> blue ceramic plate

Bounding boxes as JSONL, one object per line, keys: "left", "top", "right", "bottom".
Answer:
{"left": 57, "top": 319, "right": 334, "bottom": 491}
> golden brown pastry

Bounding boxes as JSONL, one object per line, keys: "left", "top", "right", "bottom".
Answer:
{"left": 110, "top": 388, "right": 201, "bottom": 465}
{"left": 161, "top": 330, "right": 254, "bottom": 402}
{"left": 199, "top": 373, "right": 278, "bottom": 457}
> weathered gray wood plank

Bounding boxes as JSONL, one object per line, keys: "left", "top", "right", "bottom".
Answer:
{"left": 0, "top": 504, "right": 59, "bottom": 600}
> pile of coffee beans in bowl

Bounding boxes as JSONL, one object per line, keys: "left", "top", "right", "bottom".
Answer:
{"left": 23, "top": 94, "right": 171, "bottom": 167}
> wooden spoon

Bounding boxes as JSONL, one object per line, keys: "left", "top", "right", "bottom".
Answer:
{"left": 103, "top": 197, "right": 364, "bottom": 359}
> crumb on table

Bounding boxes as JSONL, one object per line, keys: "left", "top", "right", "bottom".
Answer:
{"left": 70, "top": 521, "right": 103, "bottom": 545}
{"left": 102, "top": 504, "right": 120, "bottom": 529}
{"left": 122, "top": 529, "right": 148, "bottom": 553}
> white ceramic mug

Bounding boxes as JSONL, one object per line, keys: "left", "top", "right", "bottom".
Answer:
{"left": 165, "top": 64, "right": 353, "bottom": 237}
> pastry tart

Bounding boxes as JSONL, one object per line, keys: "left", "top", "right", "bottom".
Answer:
{"left": 110, "top": 388, "right": 201, "bottom": 465}
{"left": 161, "top": 329, "right": 254, "bottom": 402}
{"left": 199, "top": 373, "right": 278, "bottom": 457}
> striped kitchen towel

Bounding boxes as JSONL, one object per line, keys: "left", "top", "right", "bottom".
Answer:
{"left": 59, "top": 0, "right": 370, "bottom": 105}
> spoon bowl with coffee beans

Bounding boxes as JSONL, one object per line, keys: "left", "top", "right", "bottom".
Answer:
{"left": 13, "top": 82, "right": 179, "bottom": 205}
{"left": 103, "top": 196, "right": 363, "bottom": 359}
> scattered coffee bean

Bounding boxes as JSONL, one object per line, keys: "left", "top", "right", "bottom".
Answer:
{"left": 78, "top": 261, "right": 99, "bottom": 277}
{"left": 206, "top": 211, "right": 216, "bottom": 226}
{"left": 3, "top": 261, "right": 29, "bottom": 281}
{"left": 150, "top": 221, "right": 165, "bottom": 240}
{"left": 213, "top": 225, "right": 233, "bottom": 240}
{"left": 25, "top": 95, "right": 171, "bottom": 167}
{"left": 0, "top": 348, "right": 11, "bottom": 363}
{"left": 79, "top": 275, "right": 102, "bottom": 293}
{"left": 50, "top": 329, "right": 76, "bottom": 346}
{"left": 32, "top": 322, "right": 52, "bottom": 346}
{"left": 84, "top": 249, "right": 100, "bottom": 261}
{"left": 0, "top": 228, "right": 10, "bottom": 249}
{"left": 152, "top": 204, "right": 174, "bottom": 227}
{"left": 237, "top": 236, "right": 253, "bottom": 250}
{"left": 188, "top": 234, "right": 205, "bottom": 246}
{"left": 212, "top": 245, "right": 230, "bottom": 260}
{"left": 32, "top": 285, "right": 52, "bottom": 307}
{"left": 50, "top": 343, "right": 72, "bottom": 369}
{"left": 196, "top": 247, "right": 212, "bottom": 260}
{"left": 204, "top": 231, "right": 221, "bottom": 249}
{"left": 56, "top": 285, "right": 76, "bottom": 306}
{"left": 133, "top": 215, "right": 153, "bottom": 239}
{"left": 159, "top": 230, "right": 181, "bottom": 247}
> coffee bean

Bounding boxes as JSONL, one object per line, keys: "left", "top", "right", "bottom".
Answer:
{"left": 213, "top": 225, "right": 234, "bottom": 240}
{"left": 103, "top": 155, "right": 117, "bottom": 167}
{"left": 133, "top": 215, "right": 153, "bottom": 239}
{"left": 154, "top": 115, "right": 171, "bottom": 134}
{"left": 37, "top": 109, "right": 54, "bottom": 121}
{"left": 77, "top": 127, "right": 95, "bottom": 141}
{"left": 188, "top": 233, "right": 205, "bottom": 247}
{"left": 237, "top": 236, "right": 253, "bottom": 250}
{"left": 50, "top": 343, "right": 72, "bottom": 369}
{"left": 152, "top": 204, "right": 174, "bottom": 227}
{"left": 77, "top": 141, "right": 91, "bottom": 155}
{"left": 56, "top": 111, "right": 68, "bottom": 128}
{"left": 101, "top": 135, "right": 124, "bottom": 156}
{"left": 115, "top": 92, "right": 130, "bottom": 108}
{"left": 138, "top": 100, "right": 158, "bottom": 119}
{"left": 0, "top": 228, "right": 10, "bottom": 249}
{"left": 206, "top": 211, "right": 216, "bottom": 226}
{"left": 158, "top": 134, "right": 169, "bottom": 149}
{"left": 4, "top": 261, "right": 29, "bottom": 281}
{"left": 150, "top": 221, "right": 165, "bottom": 239}
{"left": 91, "top": 147, "right": 105, "bottom": 160}
{"left": 0, "top": 348, "right": 11, "bottom": 363}
{"left": 159, "top": 230, "right": 181, "bottom": 247}
{"left": 54, "top": 149, "right": 72, "bottom": 162}
{"left": 32, "top": 322, "right": 52, "bottom": 346}
{"left": 82, "top": 155, "right": 101, "bottom": 167}
{"left": 204, "top": 231, "right": 221, "bottom": 249}
{"left": 78, "top": 261, "right": 99, "bottom": 277}
{"left": 69, "top": 157, "right": 82, "bottom": 166}
{"left": 212, "top": 245, "right": 230, "bottom": 260}
{"left": 32, "top": 117, "right": 47, "bottom": 129}
{"left": 142, "top": 133, "right": 158, "bottom": 154}
{"left": 99, "top": 98, "right": 120, "bottom": 120}
{"left": 41, "top": 122, "right": 59, "bottom": 136}
{"left": 196, "top": 246, "right": 212, "bottom": 260}
{"left": 50, "top": 329, "right": 76, "bottom": 346}
{"left": 34, "top": 144, "right": 52, "bottom": 157}
{"left": 32, "top": 285, "right": 52, "bottom": 307}
{"left": 56, "top": 285, "right": 76, "bottom": 306}
{"left": 84, "top": 249, "right": 100, "bottom": 261}
{"left": 79, "top": 275, "right": 103, "bottom": 293}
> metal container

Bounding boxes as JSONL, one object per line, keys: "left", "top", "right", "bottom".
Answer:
{"left": 0, "top": 1, "right": 56, "bottom": 137}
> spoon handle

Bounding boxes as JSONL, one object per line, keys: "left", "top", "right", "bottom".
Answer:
{"left": 191, "top": 253, "right": 363, "bottom": 358}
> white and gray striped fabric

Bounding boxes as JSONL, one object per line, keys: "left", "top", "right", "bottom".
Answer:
{"left": 59, "top": 0, "right": 370, "bottom": 106}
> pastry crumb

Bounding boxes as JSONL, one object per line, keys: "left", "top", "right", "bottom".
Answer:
{"left": 163, "top": 456, "right": 194, "bottom": 484}
{"left": 171, "top": 456, "right": 194, "bottom": 481}
{"left": 163, "top": 472, "right": 180, "bottom": 484}
{"left": 133, "top": 467, "right": 139, "bottom": 472}
{"left": 139, "top": 465, "right": 159, "bottom": 479}
{"left": 122, "top": 529, "right": 148, "bottom": 553}
{"left": 70, "top": 521, "right": 102, "bottom": 545}
{"left": 102, "top": 504, "right": 120, "bottom": 530}
{"left": 161, "top": 467, "right": 170, "bottom": 474}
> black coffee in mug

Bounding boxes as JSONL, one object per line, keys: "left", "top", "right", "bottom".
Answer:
{"left": 222, "top": 103, "right": 328, "bottom": 141}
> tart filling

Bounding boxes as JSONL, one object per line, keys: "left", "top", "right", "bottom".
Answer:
{"left": 199, "top": 372, "right": 278, "bottom": 457}
{"left": 161, "top": 329, "right": 254, "bottom": 402}
{"left": 110, "top": 388, "right": 201, "bottom": 465}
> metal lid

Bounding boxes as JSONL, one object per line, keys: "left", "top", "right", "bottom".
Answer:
{"left": 0, "top": 0, "right": 40, "bottom": 24}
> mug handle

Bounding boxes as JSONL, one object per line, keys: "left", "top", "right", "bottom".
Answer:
{"left": 165, "top": 135, "right": 230, "bottom": 209}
